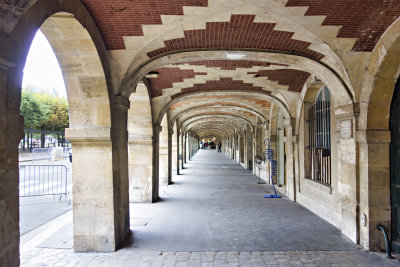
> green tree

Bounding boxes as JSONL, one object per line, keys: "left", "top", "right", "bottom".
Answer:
{"left": 20, "top": 89, "right": 69, "bottom": 131}
{"left": 42, "top": 96, "right": 69, "bottom": 131}
{"left": 20, "top": 90, "right": 50, "bottom": 129}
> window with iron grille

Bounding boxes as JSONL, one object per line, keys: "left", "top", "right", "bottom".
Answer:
{"left": 306, "top": 86, "right": 331, "bottom": 186}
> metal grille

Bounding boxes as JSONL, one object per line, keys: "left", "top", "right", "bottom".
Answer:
{"left": 307, "top": 100, "right": 331, "bottom": 186}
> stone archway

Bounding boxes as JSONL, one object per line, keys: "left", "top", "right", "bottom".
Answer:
{"left": 0, "top": 2, "right": 130, "bottom": 263}
{"left": 359, "top": 16, "right": 400, "bottom": 251}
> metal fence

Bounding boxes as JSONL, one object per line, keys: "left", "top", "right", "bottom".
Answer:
{"left": 19, "top": 165, "right": 68, "bottom": 197}
{"left": 20, "top": 128, "right": 70, "bottom": 150}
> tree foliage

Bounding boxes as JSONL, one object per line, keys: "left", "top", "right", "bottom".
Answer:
{"left": 20, "top": 89, "right": 69, "bottom": 131}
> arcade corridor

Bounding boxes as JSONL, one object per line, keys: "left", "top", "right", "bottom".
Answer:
{"left": 129, "top": 150, "right": 355, "bottom": 252}
{"left": 20, "top": 150, "right": 397, "bottom": 266}
{"left": 3, "top": 1, "right": 400, "bottom": 265}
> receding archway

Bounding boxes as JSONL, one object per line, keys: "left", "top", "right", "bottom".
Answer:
{"left": 128, "top": 81, "right": 154, "bottom": 202}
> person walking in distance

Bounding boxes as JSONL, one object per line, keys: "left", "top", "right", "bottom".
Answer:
{"left": 217, "top": 142, "right": 222, "bottom": 153}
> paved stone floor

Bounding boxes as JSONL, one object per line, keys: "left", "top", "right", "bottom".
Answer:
{"left": 20, "top": 150, "right": 400, "bottom": 266}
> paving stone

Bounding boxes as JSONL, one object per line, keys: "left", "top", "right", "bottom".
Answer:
{"left": 214, "top": 259, "right": 228, "bottom": 265}
{"left": 176, "top": 262, "right": 189, "bottom": 267}
{"left": 253, "top": 262, "right": 267, "bottom": 267}
{"left": 201, "top": 255, "right": 214, "bottom": 262}
{"left": 251, "top": 257, "right": 264, "bottom": 262}
{"left": 18, "top": 157, "right": 400, "bottom": 267}
{"left": 190, "top": 252, "right": 204, "bottom": 259}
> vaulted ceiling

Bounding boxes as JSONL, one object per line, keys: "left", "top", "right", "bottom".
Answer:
{"left": 79, "top": 0, "right": 400, "bottom": 139}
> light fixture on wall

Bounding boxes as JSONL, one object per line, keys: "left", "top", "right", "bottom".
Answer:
{"left": 144, "top": 71, "right": 159, "bottom": 78}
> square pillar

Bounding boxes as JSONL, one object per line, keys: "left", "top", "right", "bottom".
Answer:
{"left": 111, "top": 96, "right": 131, "bottom": 248}
{"left": 358, "top": 130, "right": 391, "bottom": 250}
{"left": 284, "top": 118, "right": 296, "bottom": 201}
{"left": 0, "top": 64, "right": 24, "bottom": 267}
{"left": 128, "top": 136, "right": 153, "bottom": 202}
{"left": 176, "top": 128, "right": 181, "bottom": 174}
{"left": 152, "top": 124, "right": 162, "bottom": 202}
{"left": 67, "top": 127, "right": 118, "bottom": 252}
{"left": 335, "top": 105, "right": 359, "bottom": 244}
{"left": 180, "top": 133, "right": 184, "bottom": 169}
{"left": 168, "top": 128, "right": 174, "bottom": 184}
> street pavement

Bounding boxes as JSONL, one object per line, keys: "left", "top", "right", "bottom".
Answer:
{"left": 19, "top": 158, "right": 72, "bottom": 235}
{"left": 20, "top": 150, "right": 400, "bottom": 266}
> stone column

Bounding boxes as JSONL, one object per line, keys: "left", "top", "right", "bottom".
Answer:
{"left": 180, "top": 132, "right": 184, "bottom": 169}
{"left": 244, "top": 130, "right": 249, "bottom": 168}
{"left": 0, "top": 60, "right": 24, "bottom": 267}
{"left": 336, "top": 105, "right": 359, "bottom": 244}
{"left": 152, "top": 124, "right": 162, "bottom": 202}
{"left": 176, "top": 128, "right": 181, "bottom": 174}
{"left": 233, "top": 135, "right": 236, "bottom": 160}
{"left": 67, "top": 127, "right": 116, "bottom": 252}
{"left": 284, "top": 118, "right": 296, "bottom": 201}
{"left": 239, "top": 132, "right": 244, "bottom": 163}
{"left": 358, "top": 130, "right": 391, "bottom": 250}
{"left": 183, "top": 133, "right": 186, "bottom": 163}
{"left": 159, "top": 127, "right": 168, "bottom": 187}
{"left": 168, "top": 128, "right": 174, "bottom": 184}
{"left": 188, "top": 134, "right": 191, "bottom": 160}
{"left": 185, "top": 133, "right": 189, "bottom": 162}
{"left": 252, "top": 127, "right": 257, "bottom": 174}
{"left": 128, "top": 134, "right": 153, "bottom": 202}
{"left": 110, "top": 96, "right": 130, "bottom": 249}
{"left": 246, "top": 128, "right": 253, "bottom": 170}
{"left": 66, "top": 96, "right": 130, "bottom": 252}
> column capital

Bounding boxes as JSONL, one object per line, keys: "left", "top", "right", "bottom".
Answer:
{"left": 335, "top": 103, "right": 359, "bottom": 121}
{"left": 65, "top": 127, "right": 111, "bottom": 143}
{"left": 154, "top": 124, "right": 162, "bottom": 133}
{"left": 168, "top": 129, "right": 174, "bottom": 135}
{"left": 270, "top": 135, "right": 277, "bottom": 142}
{"left": 283, "top": 118, "right": 296, "bottom": 127}
{"left": 111, "top": 95, "right": 130, "bottom": 109}
{"left": 0, "top": 55, "right": 16, "bottom": 69}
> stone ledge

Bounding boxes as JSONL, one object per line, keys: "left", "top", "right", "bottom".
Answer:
{"left": 65, "top": 127, "right": 111, "bottom": 142}
{"left": 302, "top": 177, "right": 332, "bottom": 194}
{"left": 128, "top": 135, "right": 152, "bottom": 143}
{"left": 0, "top": 54, "right": 16, "bottom": 69}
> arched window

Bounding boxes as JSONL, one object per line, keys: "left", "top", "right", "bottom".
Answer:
{"left": 307, "top": 86, "right": 331, "bottom": 185}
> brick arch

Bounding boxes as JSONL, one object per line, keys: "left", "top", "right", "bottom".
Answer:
{"left": 184, "top": 116, "right": 247, "bottom": 136}
{"left": 159, "top": 90, "right": 292, "bottom": 126}
{"left": 118, "top": 7, "right": 350, "bottom": 89}
{"left": 6, "top": 0, "right": 113, "bottom": 128}
{"left": 191, "top": 122, "right": 237, "bottom": 139}
{"left": 181, "top": 112, "right": 255, "bottom": 132}
{"left": 121, "top": 51, "right": 354, "bottom": 111}
{"left": 172, "top": 103, "right": 268, "bottom": 128}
